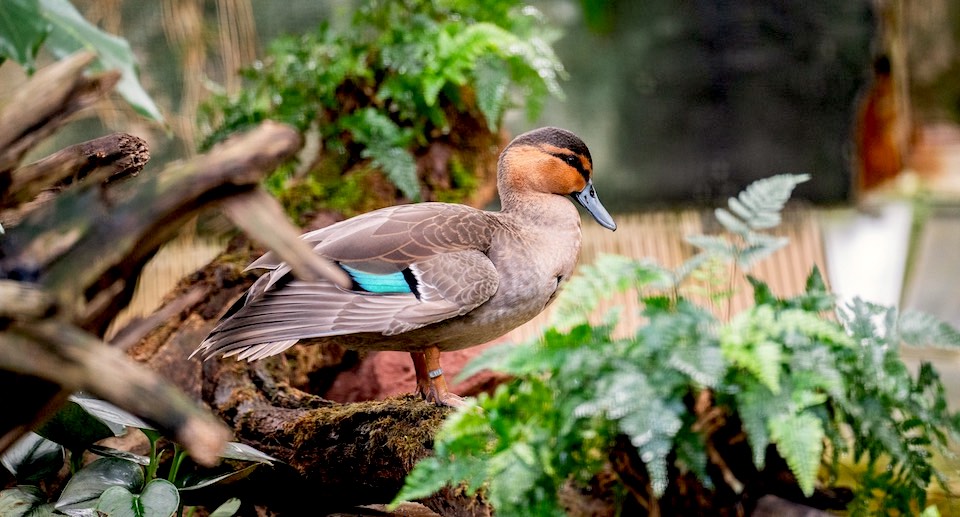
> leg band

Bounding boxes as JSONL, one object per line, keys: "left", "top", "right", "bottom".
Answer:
{"left": 427, "top": 368, "right": 444, "bottom": 379}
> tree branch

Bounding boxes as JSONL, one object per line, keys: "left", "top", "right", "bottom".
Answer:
{"left": 0, "top": 52, "right": 120, "bottom": 176}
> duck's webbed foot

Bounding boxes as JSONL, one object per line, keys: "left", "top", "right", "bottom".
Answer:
{"left": 411, "top": 347, "right": 468, "bottom": 408}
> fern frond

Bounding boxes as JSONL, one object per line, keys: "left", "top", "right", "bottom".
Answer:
{"left": 473, "top": 56, "right": 509, "bottom": 130}
{"left": 737, "top": 234, "right": 789, "bottom": 269}
{"left": 574, "top": 365, "right": 683, "bottom": 497}
{"left": 552, "top": 255, "right": 671, "bottom": 329}
{"left": 735, "top": 381, "right": 783, "bottom": 469}
{"left": 836, "top": 297, "right": 897, "bottom": 344}
{"left": 715, "top": 173, "right": 810, "bottom": 235}
{"left": 685, "top": 235, "right": 736, "bottom": 257}
{"left": 721, "top": 307, "right": 783, "bottom": 393}
{"left": 897, "top": 310, "right": 960, "bottom": 348}
{"left": 769, "top": 412, "right": 824, "bottom": 497}
{"left": 341, "top": 108, "right": 420, "bottom": 200}
{"left": 777, "top": 309, "right": 854, "bottom": 348}
{"left": 363, "top": 144, "right": 420, "bottom": 200}
{"left": 668, "top": 345, "right": 725, "bottom": 388}
{"left": 671, "top": 252, "right": 712, "bottom": 287}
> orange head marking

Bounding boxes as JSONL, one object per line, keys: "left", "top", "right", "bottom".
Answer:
{"left": 499, "top": 127, "right": 594, "bottom": 195}
{"left": 498, "top": 127, "right": 616, "bottom": 231}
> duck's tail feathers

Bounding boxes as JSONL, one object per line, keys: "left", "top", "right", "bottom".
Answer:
{"left": 189, "top": 338, "right": 300, "bottom": 362}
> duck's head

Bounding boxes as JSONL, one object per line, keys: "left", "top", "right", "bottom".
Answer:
{"left": 498, "top": 127, "right": 617, "bottom": 231}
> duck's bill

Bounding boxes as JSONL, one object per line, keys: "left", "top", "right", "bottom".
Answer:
{"left": 572, "top": 180, "right": 617, "bottom": 231}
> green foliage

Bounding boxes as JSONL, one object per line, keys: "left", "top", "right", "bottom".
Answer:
{"left": 200, "top": 0, "right": 564, "bottom": 206}
{"left": 395, "top": 174, "right": 960, "bottom": 515}
{"left": 0, "top": 0, "right": 163, "bottom": 121}
{"left": 0, "top": 395, "right": 270, "bottom": 516}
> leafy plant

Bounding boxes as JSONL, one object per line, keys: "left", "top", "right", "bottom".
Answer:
{"left": 0, "top": 0, "right": 163, "bottom": 121}
{"left": 199, "top": 0, "right": 564, "bottom": 210}
{"left": 393, "top": 174, "right": 960, "bottom": 515}
{"left": 1, "top": 394, "right": 269, "bottom": 516}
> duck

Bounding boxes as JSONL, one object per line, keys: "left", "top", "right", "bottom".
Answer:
{"left": 192, "top": 127, "right": 617, "bottom": 405}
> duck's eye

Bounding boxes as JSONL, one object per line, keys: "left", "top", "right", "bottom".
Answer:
{"left": 562, "top": 155, "right": 578, "bottom": 166}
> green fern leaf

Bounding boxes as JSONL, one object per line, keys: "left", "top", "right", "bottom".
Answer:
{"left": 391, "top": 456, "right": 453, "bottom": 505}
{"left": 675, "top": 427, "right": 711, "bottom": 488}
{"left": 473, "top": 56, "right": 510, "bottom": 131}
{"left": 722, "top": 308, "right": 784, "bottom": 393}
{"left": 668, "top": 345, "right": 724, "bottom": 387}
{"left": 362, "top": 144, "right": 420, "bottom": 200}
{"left": 778, "top": 309, "right": 854, "bottom": 348}
{"left": 736, "top": 381, "right": 786, "bottom": 469}
{"left": 714, "top": 207, "right": 751, "bottom": 236}
{"left": 898, "top": 310, "right": 960, "bottom": 348}
{"left": 747, "top": 275, "right": 777, "bottom": 306}
{"left": 671, "top": 252, "right": 712, "bottom": 286}
{"left": 341, "top": 108, "right": 420, "bottom": 200}
{"left": 716, "top": 174, "right": 810, "bottom": 234}
{"left": 551, "top": 255, "right": 671, "bottom": 329}
{"left": 769, "top": 412, "right": 824, "bottom": 497}
{"left": 738, "top": 234, "right": 788, "bottom": 269}
{"left": 685, "top": 234, "right": 736, "bottom": 258}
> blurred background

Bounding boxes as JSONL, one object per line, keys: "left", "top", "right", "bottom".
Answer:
{"left": 2, "top": 0, "right": 959, "bottom": 373}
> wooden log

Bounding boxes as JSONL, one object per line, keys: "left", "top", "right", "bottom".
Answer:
{"left": 0, "top": 321, "right": 232, "bottom": 466}
{"left": 0, "top": 121, "right": 303, "bottom": 335}
{"left": 4, "top": 132, "right": 149, "bottom": 207}
{"left": 0, "top": 52, "right": 120, "bottom": 176}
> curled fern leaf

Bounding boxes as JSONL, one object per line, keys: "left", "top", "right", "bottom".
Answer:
{"left": 715, "top": 174, "right": 810, "bottom": 235}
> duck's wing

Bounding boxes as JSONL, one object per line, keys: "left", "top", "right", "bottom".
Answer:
{"left": 192, "top": 204, "right": 500, "bottom": 361}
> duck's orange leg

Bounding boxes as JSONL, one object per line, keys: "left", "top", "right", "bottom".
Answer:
{"left": 411, "top": 347, "right": 466, "bottom": 407}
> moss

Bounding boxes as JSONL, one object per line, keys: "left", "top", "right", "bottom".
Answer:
{"left": 285, "top": 395, "right": 449, "bottom": 465}
{"left": 435, "top": 155, "right": 480, "bottom": 204}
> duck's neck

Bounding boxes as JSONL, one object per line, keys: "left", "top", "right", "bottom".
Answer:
{"left": 499, "top": 189, "right": 581, "bottom": 230}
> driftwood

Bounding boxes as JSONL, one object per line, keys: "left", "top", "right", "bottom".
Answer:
{"left": 0, "top": 52, "right": 351, "bottom": 466}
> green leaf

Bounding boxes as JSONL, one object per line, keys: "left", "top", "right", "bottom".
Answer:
{"left": 747, "top": 275, "right": 777, "bottom": 306}
{"left": 1, "top": 433, "right": 64, "bottom": 483}
{"left": 86, "top": 445, "right": 150, "bottom": 466}
{"left": 391, "top": 456, "right": 456, "bottom": 507}
{"left": 714, "top": 208, "right": 751, "bottom": 237}
{"left": 738, "top": 234, "right": 788, "bottom": 269}
{"left": 715, "top": 174, "right": 810, "bottom": 235}
{"left": 722, "top": 308, "right": 784, "bottom": 393}
{"left": 551, "top": 254, "right": 671, "bottom": 328}
{"left": 55, "top": 457, "right": 144, "bottom": 514}
{"left": 95, "top": 479, "right": 179, "bottom": 517}
{"left": 769, "top": 412, "right": 824, "bottom": 497}
{"left": 341, "top": 108, "right": 420, "bottom": 200}
{"left": 37, "top": 0, "right": 164, "bottom": 122}
{"left": 473, "top": 56, "right": 509, "bottom": 131}
{"left": 898, "top": 310, "right": 960, "bottom": 348}
{"left": 0, "top": 0, "right": 49, "bottom": 73}
{"left": 0, "top": 486, "right": 48, "bottom": 517}
{"left": 69, "top": 394, "right": 152, "bottom": 430}
{"left": 735, "top": 383, "right": 781, "bottom": 469}
{"left": 362, "top": 144, "right": 420, "bottom": 200}
{"left": 667, "top": 344, "right": 724, "bottom": 387}
{"left": 35, "top": 400, "right": 120, "bottom": 452}
{"left": 685, "top": 234, "right": 735, "bottom": 258}
{"left": 208, "top": 498, "right": 242, "bottom": 517}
